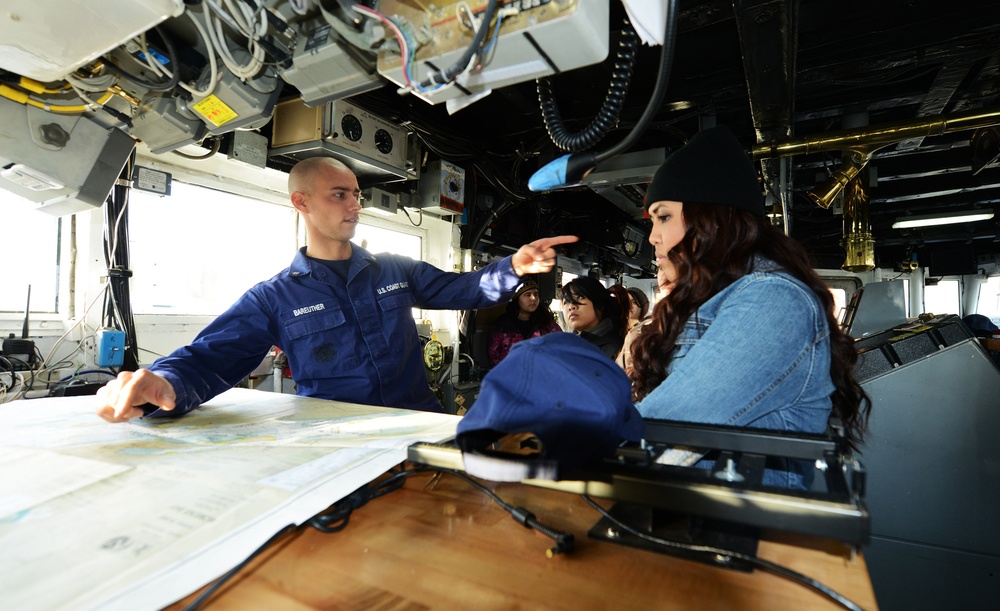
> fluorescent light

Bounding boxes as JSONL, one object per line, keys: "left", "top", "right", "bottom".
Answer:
{"left": 892, "top": 211, "right": 994, "bottom": 229}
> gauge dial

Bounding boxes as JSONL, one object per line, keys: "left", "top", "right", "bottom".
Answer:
{"left": 340, "top": 114, "right": 362, "bottom": 141}
{"left": 423, "top": 340, "right": 445, "bottom": 371}
{"left": 374, "top": 128, "right": 393, "bottom": 154}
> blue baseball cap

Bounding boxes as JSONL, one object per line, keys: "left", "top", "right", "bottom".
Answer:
{"left": 456, "top": 332, "right": 645, "bottom": 479}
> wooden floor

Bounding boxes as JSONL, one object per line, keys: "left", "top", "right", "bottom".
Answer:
{"left": 168, "top": 469, "right": 879, "bottom": 610}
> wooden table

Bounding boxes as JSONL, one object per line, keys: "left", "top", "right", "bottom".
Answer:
{"left": 169, "top": 469, "right": 879, "bottom": 610}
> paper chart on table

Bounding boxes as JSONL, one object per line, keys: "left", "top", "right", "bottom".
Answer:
{"left": 0, "top": 388, "right": 459, "bottom": 611}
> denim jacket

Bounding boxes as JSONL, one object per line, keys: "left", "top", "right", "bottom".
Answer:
{"left": 635, "top": 257, "right": 834, "bottom": 488}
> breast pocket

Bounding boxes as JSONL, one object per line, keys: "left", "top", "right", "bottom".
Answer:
{"left": 376, "top": 290, "right": 415, "bottom": 313}
{"left": 282, "top": 306, "right": 358, "bottom": 374}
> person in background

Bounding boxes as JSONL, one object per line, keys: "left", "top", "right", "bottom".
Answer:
{"left": 488, "top": 278, "right": 562, "bottom": 366}
{"left": 560, "top": 277, "right": 628, "bottom": 359}
{"left": 628, "top": 125, "right": 870, "bottom": 489}
{"left": 625, "top": 287, "right": 650, "bottom": 330}
{"left": 96, "top": 157, "right": 578, "bottom": 422}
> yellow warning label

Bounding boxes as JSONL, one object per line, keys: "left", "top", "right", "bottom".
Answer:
{"left": 192, "top": 95, "right": 238, "bottom": 127}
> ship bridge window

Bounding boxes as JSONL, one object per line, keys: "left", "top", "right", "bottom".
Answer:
{"left": 0, "top": 190, "right": 60, "bottom": 314}
{"left": 129, "top": 182, "right": 298, "bottom": 316}
{"left": 975, "top": 276, "right": 1000, "bottom": 326}
{"left": 354, "top": 223, "right": 421, "bottom": 261}
{"left": 354, "top": 221, "right": 423, "bottom": 321}
{"left": 924, "top": 279, "right": 961, "bottom": 317}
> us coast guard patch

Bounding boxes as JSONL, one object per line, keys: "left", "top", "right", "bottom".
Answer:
{"left": 313, "top": 343, "right": 336, "bottom": 362}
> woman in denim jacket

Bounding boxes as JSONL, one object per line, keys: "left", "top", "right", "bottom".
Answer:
{"left": 628, "top": 126, "right": 870, "bottom": 489}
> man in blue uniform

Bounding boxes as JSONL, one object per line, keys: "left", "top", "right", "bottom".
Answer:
{"left": 96, "top": 157, "right": 576, "bottom": 422}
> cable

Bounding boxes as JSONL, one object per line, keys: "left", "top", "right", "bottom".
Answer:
{"left": 57, "top": 369, "right": 117, "bottom": 383}
{"left": 399, "top": 205, "right": 423, "bottom": 227}
{"left": 0, "top": 356, "right": 33, "bottom": 401}
{"left": 35, "top": 287, "right": 107, "bottom": 379}
{"left": 416, "top": 466, "right": 575, "bottom": 556}
{"left": 102, "top": 152, "right": 141, "bottom": 372}
{"left": 594, "top": 0, "right": 677, "bottom": 166}
{"left": 307, "top": 467, "right": 413, "bottom": 532}
{"left": 581, "top": 496, "right": 864, "bottom": 611}
{"left": 0, "top": 83, "right": 113, "bottom": 113}
{"left": 0, "top": 355, "right": 16, "bottom": 393}
{"left": 527, "top": 0, "right": 679, "bottom": 190}
{"left": 417, "top": 0, "right": 498, "bottom": 91}
{"left": 103, "top": 26, "right": 180, "bottom": 93}
{"left": 172, "top": 138, "right": 222, "bottom": 160}
{"left": 139, "top": 10, "right": 220, "bottom": 98}
{"left": 181, "top": 524, "right": 299, "bottom": 611}
{"left": 537, "top": 19, "right": 640, "bottom": 152}
{"left": 204, "top": 0, "right": 267, "bottom": 81}
{"left": 184, "top": 464, "right": 575, "bottom": 611}
{"left": 352, "top": 5, "right": 416, "bottom": 90}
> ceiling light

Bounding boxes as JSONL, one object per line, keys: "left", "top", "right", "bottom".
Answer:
{"left": 892, "top": 210, "right": 994, "bottom": 229}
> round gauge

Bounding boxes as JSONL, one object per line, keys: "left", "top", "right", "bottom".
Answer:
{"left": 445, "top": 175, "right": 461, "bottom": 197}
{"left": 340, "top": 114, "right": 362, "bottom": 141}
{"left": 423, "top": 340, "right": 445, "bottom": 372}
{"left": 374, "top": 128, "right": 394, "bottom": 154}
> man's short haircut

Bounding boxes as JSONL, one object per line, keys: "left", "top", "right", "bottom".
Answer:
{"left": 288, "top": 157, "right": 352, "bottom": 195}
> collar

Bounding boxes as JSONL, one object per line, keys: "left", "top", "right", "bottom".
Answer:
{"left": 289, "top": 243, "right": 378, "bottom": 277}
{"left": 579, "top": 316, "right": 615, "bottom": 338}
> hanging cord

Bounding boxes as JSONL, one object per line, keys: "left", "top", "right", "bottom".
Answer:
{"left": 537, "top": 19, "right": 640, "bottom": 152}
{"left": 593, "top": 0, "right": 678, "bottom": 166}
{"left": 528, "top": 0, "right": 678, "bottom": 190}
{"left": 581, "top": 496, "right": 864, "bottom": 611}
{"left": 102, "top": 151, "right": 141, "bottom": 372}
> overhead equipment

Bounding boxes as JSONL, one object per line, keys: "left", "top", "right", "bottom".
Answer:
{"left": 367, "top": 0, "right": 609, "bottom": 108}
{"left": 0, "top": 95, "right": 134, "bottom": 216}
{"left": 269, "top": 98, "right": 419, "bottom": 186}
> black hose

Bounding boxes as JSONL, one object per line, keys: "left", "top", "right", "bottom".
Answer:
{"left": 537, "top": 19, "right": 639, "bottom": 153}
{"left": 594, "top": 0, "right": 677, "bottom": 165}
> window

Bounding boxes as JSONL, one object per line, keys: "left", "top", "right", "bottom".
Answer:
{"left": 821, "top": 275, "right": 864, "bottom": 325}
{"left": 829, "top": 288, "right": 848, "bottom": 326}
{"left": 1, "top": 192, "right": 60, "bottom": 313}
{"left": 354, "top": 221, "right": 422, "bottom": 319}
{"left": 976, "top": 276, "right": 1000, "bottom": 326}
{"left": 924, "top": 279, "right": 961, "bottom": 317}
{"left": 354, "top": 223, "right": 421, "bottom": 260}
{"left": 129, "top": 182, "right": 298, "bottom": 315}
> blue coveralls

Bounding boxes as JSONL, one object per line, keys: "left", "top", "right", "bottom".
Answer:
{"left": 147, "top": 244, "right": 520, "bottom": 415}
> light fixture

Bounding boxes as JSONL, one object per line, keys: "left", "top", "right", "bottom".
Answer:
{"left": 892, "top": 210, "right": 995, "bottom": 229}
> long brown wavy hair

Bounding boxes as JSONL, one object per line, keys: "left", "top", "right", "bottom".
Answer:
{"left": 630, "top": 202, "right": 871, "bottom": 450}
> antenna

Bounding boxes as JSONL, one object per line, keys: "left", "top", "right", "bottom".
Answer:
{"left": 22, "top": 285, "right": 31, "bottom": 339}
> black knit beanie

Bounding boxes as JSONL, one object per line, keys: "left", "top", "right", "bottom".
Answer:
{"left": 644, "top": 125, "right": 765, "bottom": 216}
{"left": 512, "top": 279, "right": 539, "bottom": 300}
